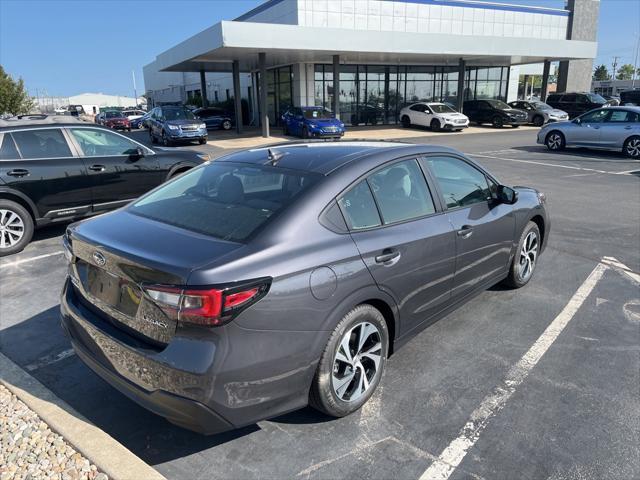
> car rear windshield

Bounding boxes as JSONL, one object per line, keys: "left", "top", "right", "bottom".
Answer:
{"left": 303, "top": 109, "right": 333, "bottom": 120}
{"left": 105, "top": 111, "right": 124, "bottom": 118}
{"left": 532, "top": 102, "right": 552, "bottom": 110}
{"left": 128, "top": 162, "right": 320, "bottom": 242}
{"left": 164, "top": 108, "right": 196, "bottom": 121}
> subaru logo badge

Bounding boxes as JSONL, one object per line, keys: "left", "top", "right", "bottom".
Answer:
{"left": 92, "top": 251, "right": 106, "bottom": 267}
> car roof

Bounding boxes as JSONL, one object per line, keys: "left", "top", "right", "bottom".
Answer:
{"left": 0, "top": 115, "right": 88, "bottom": 128}
{"left": 600, "top": 105, "right": 640, "bottom": 112}
{"left": 0, "top": 120, "right": 110, "bottom": 131}
{"left": 215, "top": 141, "right": 462, "bottom": 175}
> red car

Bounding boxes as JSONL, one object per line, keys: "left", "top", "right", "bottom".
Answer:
{"left": 97, "top": 111, "right": 131, "bottom": 131}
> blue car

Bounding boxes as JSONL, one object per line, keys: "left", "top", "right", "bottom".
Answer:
{"left": 281, "top": 107, "right": 345, "bottom": 139}
{"left": 130, "top": 112, "right": 150, "bottom": 129}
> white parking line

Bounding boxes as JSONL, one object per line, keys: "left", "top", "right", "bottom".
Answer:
{"left": 24, "top": 348, "right": 76, "bottom": 372}
{"left": 601, "top": 256, "right": 640, "bottom": 284}
{"left": 0, "top": 251, "right": 64, "bottom": 269}
{"left": 467, "top": 153, "right": 626, "bottom": 175}
{"left": 419, "top": 262, "right": 609, "bottom": 480}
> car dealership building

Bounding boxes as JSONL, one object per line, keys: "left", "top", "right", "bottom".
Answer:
{"left": 143, "top": 0, "right": 598, "bottom": 136}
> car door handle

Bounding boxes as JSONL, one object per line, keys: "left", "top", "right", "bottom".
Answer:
{"left": 6, "top": 169, "right": 30, "bottom": 177}
{"left": 457, "top": 225, "right": 473, "bottom": 239}
{"left": 375, "top": 249, "right": 400, "bottom": 264}
{"left": 624, "top": 126, "right": 632, "bottom": 130}
{"left": 88, "top": 165, "right": 106, "bottom": 172}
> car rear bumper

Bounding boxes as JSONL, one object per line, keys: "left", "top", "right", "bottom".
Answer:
{"left": 60, "top": 278, "right": 318, "bottom": 434}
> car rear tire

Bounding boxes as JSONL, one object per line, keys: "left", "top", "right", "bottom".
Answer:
{"left": 623, "top": 136, "right": 640, "bottom": 158}
{"left": 310, "top": 304, "right": 388, "bottom": 417}
{"left": 221, "top": 120, "right": 232, "bottom": 130}
{"left": 533, "top": 115, "right": 545, "bottom": 127}
{"left": 401, "top": 116, "right": 411, "bottom": 128}
{"left": 162, "top": 132, "right": 172, "bottom": 147}
{"left": 0, "top": 200, "right": 34, "bottom": 257}
{"left": 430, "top": 119, "right": 441, "bottom": 132}
{"left": 492, "top": 116, "right": 504, "bottom": 128}
{"left": 503, "top": 221, "right": 541, "bottom": 289}
{"left": 545, "top": 131, "right": 565, "bottom": 151}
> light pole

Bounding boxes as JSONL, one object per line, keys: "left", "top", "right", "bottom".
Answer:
{"left": 632, "top": 32, "right": 640, "bottom": 89}
{"left": 132, "top": 70, "right": 138, "bottom": 107}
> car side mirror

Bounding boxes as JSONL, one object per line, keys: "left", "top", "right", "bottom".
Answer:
{"left": 573, "top": 118, "right": 581, "bottom": 125}
{"left": 130, "top": 147, "right": 145, "bottom": 160}
{"left": 497, "top": 185, "right": 518, "bottom": 205}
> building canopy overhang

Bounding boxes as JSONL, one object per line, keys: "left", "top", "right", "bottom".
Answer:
{"left": 150, "top": 20, "right": 597, "bottom": 73}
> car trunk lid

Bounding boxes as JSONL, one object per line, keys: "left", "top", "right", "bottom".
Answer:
{"left": 67, "top": 211, "right": 243, "bottom": 345}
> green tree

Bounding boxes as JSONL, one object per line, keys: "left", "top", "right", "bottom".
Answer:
{"left": 593, "top": 64, "right": 609, "bottom": 81}
{"left": 616, "top": 64, "right": 635, "bottom": 81}
{"left": 0, "top": 65, "right": 35, "bottom": 115}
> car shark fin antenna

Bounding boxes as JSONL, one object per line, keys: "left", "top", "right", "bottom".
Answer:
{"left": 266, "top": 148, "right": 285, "bottom": 166}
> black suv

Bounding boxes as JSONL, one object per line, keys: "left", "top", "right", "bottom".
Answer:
{"left": 463, "top": 100, "right": 528, "bottom": 128}
{"left": 620, "top": 90, "right": 640, "bottom": 106}
{"left": 0, "top": 117, "right": 208, "bottom": 256}
{"left": 546, "top": 92, "right": 607, "bottom": 119}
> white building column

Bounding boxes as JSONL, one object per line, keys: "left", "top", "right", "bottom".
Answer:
{"left": 292, "top": 63, "right": 315, "bottom": 107}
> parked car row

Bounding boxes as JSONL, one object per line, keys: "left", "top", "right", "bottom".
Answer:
{"left": 0, "top": 115, "right": 209, "bottom": 255}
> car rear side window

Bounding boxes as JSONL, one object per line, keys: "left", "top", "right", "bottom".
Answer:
{"left": 129, "top": 162, "right": 320, "bottom": 242}
{"left": 607, "top": 110, "right": 639, "bottom": 123}
{"left": 0, "top": 134, "right": 20, "bottom": 160}
{"left": 424, "top": 156, "right": 490, "bottom": 209}
{"left": 11, "top": 129, "right": 72, "bottom": 159}
{"left": 338, "top": 180, "right": 381, "bottom": 230}
{"left": 367, "top": 159, "right": 436, "bottom": 224}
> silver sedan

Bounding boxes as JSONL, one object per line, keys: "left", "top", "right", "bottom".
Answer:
{"left": 537, "top": 106, "right": 640, "bottom": 158}
{"left": 509, "top": 100, "right": 569, "bottom": 126}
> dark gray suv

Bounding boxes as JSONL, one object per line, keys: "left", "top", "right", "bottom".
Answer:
{"left": 60, "top": 142, "right": 549, "bottom": 434}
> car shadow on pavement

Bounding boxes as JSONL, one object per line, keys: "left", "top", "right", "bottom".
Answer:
{"left": 32, "top": 224, "right": 68, "bottom": 243}
{"left": 0, "top": 305, "right": 261, "bottom": 465}
{"left": 510, "top": 145, "right": 629, "bottom": 162}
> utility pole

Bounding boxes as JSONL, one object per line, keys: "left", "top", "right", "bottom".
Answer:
{"left": 132, "top": 70, "right": 138, "bottom": 107}
{"left": 611, "top": 56, "right": 619, "bottom": 80}
{"left": 632, "top": 32, "right": 640, "bottom": 88}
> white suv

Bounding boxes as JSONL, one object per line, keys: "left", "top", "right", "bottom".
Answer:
{"left": 400, "top": 102, "right": 469, "bottom": 132}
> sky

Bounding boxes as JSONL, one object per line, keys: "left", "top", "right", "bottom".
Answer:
{"left": 0, "top": 0, "right": 636, "bottom": 99}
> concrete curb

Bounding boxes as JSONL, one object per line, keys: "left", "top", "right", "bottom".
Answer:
{"left": 0, "top": 352, "right": 165, "bottom": 480}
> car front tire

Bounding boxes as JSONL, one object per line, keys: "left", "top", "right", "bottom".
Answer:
{"left": 310, "top": 304, "right": 388, "bottom": 417}
{"left": 545, "top": 131, "right": 565, "bottom": 151}
{"left": 401, "top": 115, "right": 411, "bottom": 128}
{"left": 503, "top": 221, "right": 541, "bottom": 289}
{"left": 221, "top": 120, "right": 232, "bottom": 130}
{"left": 0, "top": 200, "right": 34, "bottom": 257}
{"left": 430, "top": 119, "right": 441, "bottom": 132}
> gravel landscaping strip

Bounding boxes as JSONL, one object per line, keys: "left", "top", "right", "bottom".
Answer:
{"left": 0, "top": 383, "right": 107, "bottom": 480}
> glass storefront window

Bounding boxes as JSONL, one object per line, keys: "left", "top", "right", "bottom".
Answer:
{"left": 314, "top": 64, "right": 509, "bottom": 125}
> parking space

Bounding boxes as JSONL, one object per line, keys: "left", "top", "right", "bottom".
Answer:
{"left": 1, "top": 129, "right": 638, "bottom": 479}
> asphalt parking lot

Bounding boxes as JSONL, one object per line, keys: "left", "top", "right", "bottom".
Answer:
{"left": 1, "top": 129, "right": 638, "bottom": 479}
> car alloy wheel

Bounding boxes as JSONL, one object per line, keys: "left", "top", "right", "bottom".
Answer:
{"left": 533, "top": 115, "right": 545, "bottom": 127}
{"left": 546, "top": 131, "right": 564, "bottom": 150}
{"left": 518, "top": 230, "right": 538, "bottom": 282}
{"left": 162, "top": 133, "right": 170, "bottom": 146}
{"left": 624, "top": 136, "right": 640, "bottom": 158}
{"left": 332, "top": 321, "right": 382, "bottom": 403}
{"left": 222, "top": 120, "right": 232, "bottom": 130}
{"left": 0, "top": 208, "right": 25, "bottom": 249}
{"left": 430, "top": 119, "right": 441, "bottom": 132}
{"left": 492, "top": 116, "right": 504, "bottom": 128}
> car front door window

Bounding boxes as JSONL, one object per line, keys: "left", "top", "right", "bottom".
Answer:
{"left": 424, "top": 156, "right": 490, "bottom": 209}
{"left": 69, "top": 128, "right": 140, "bottom": 157}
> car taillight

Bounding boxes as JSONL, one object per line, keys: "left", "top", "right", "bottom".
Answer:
{"left": 144, "top": 280, "right": 269, "bottom": 327}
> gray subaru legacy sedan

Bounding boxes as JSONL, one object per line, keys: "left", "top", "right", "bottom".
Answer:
{"left": 60, "top": 142, "right": 549, "bottom": 434}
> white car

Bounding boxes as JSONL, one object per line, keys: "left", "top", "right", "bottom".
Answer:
{"left": 399, "top": 102, "right": 469, "bottom": 131}
{"left": 122, "top": 109, "right": 146, "bottom": 121}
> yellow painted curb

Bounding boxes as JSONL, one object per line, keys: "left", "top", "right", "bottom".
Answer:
{"left": 0, "top": 352, "right": 165, "bottom": 480}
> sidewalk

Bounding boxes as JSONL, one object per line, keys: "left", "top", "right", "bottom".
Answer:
{"left": 205, "top": 124, "right": 539, "bottom": 149}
